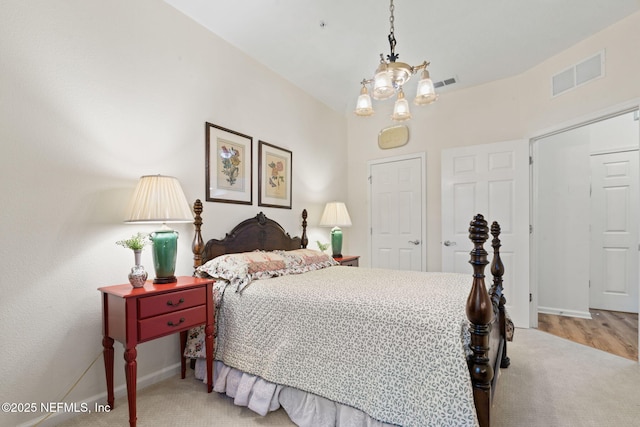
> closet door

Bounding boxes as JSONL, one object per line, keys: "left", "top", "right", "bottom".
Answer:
{"left": 590, "top": 150, "right": 639, "bottom": 313}
{"left": 370, "top": 154, "right": 425, "bottom": 271}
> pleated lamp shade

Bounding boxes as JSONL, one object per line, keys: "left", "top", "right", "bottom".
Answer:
{"left": 319, "top": 202, "right": 352, "bottom": 228}
{"left": 125, "top": 175, "right": 193, "bottom": 224}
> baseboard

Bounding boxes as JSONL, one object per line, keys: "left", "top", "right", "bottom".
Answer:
{"left": 17, "top": 362, "right": 181, "bottom": 427}
{"left": 538, "top": 306, "right": 593, "bottom": 319}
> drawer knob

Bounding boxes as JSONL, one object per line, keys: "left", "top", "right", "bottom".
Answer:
{"left": 167, "top": 298, "right": 185, "bottom": 307}
{"left": 167, "top": 317, "right": 185, "bottom": 327}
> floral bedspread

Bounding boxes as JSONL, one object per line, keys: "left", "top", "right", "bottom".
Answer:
{"left": 185, "top": 267, "right": 479, "bottom": 427}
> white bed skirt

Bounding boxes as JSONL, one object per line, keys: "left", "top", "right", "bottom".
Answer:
{"left": 194, "top": 359, "right": 393, "bottom": 427}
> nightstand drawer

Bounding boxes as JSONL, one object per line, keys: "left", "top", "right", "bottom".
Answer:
{"left": 138, "top": 288, "right": 205, "bottom": 319}
{"left": 138, "top": 305, "right": 206, "bottom": 342}
{"left": 334, "top": 255, "right": 360, "bottom": 267}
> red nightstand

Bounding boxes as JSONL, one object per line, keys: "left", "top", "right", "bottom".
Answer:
{"left": 99, "top": 276, "right": 215, "bottom": 427}
{"left": 333, "top": 255, "right": 360, "bottom": 267}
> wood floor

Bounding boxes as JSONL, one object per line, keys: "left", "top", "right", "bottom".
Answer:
{"left": 538, "top": 309, "right": 638, "bottom": 361}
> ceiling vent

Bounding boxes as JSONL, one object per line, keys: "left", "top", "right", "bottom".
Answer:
{"left": 552, "top": 50, "right": 605, "bottom": 97}
{"left": 433, "top": 77, "right": 457, "bottom": 89}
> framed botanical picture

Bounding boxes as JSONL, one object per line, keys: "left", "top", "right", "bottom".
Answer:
{"left": 258, "top": 140, "right": 292, "bottom": 209}
{"left": 205, "top": 122, "right": 253, "bottom": 205}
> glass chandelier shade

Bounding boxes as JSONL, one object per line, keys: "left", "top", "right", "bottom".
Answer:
{"left": 391, "top": 88, "right": 411, "bottom": 122}
{"left": 372, "top": 63, "right": 395, "bottom": 100}
{"left": 355, "top": 84, "right": 374, "bottom": 116}
{"left": 414, "top": 69, "right": 438, "bottom": 105}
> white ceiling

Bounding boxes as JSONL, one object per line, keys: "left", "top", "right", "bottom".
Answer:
{"left": 164, "top": 0, "right": 640, "bottom": 115}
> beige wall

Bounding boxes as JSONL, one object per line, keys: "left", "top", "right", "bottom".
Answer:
{"left": 347, "top": 11, "right": 640, "bottom": 271}
{"left": 0, "top": 1, "right": 346, "bottom": 425}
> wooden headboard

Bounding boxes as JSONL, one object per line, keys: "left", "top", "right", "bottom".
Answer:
{"left": 191, "top": 199, "right": 308, "bottom": 268}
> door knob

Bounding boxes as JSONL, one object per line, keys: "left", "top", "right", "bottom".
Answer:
{"left": 408, "top": 240, "right": 420, "bottom": 245}
{"left": 443, "top": 240, "right": 457, "bottom": 247}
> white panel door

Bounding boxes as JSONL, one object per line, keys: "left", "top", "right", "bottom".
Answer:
{"left": 370, "top": 155, "right": 424, "bottom": 271}
{"left": 590, "top": 150, "right": 639, "bottom": 313}
{"left": 442, "top": 140, "right": 530, "bottom": 327}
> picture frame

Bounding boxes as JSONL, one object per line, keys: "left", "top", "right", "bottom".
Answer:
{"left": 258, "top": 140, "right": 292, "bottom": 209}
{"left": 205, "top": 122, "right": 253, "bottom": 205}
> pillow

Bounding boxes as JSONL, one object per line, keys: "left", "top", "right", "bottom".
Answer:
{"left": 195, "top": 248, "right": 338, "bottom": 292}
{"left": 278, "top": 248, "right": 338, "bottom": 269}
{"left": 196, "top": 251, "right": 286, "bottom": 291}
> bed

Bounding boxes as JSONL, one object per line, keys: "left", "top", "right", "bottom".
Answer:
{"left": 184, "top": 199, "right": 511, "bottom": 427}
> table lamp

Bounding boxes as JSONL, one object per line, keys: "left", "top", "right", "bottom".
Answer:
{"left": 125, "top": 175, "right": 193, "bottom": 284}
{"left": 319, "top": 202, "right": 352, "bottom": 258}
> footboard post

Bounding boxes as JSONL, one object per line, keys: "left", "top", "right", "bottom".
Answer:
{"left": 490, "top": 221, "right": 510, "bottom": 369}
{"left": 467, "top": 214, "right": 494, "bottom": 427}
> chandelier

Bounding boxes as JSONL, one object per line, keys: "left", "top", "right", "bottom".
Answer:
{"left": 354, "top": 0, "right": 438, "bottom": 121}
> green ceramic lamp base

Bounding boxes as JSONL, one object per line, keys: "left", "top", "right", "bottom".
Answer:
{"left": 150, "top": 227, "right": 179, "bottom": 284}
{"left": 331, "top": 226, "right": 343, "bottom": 258}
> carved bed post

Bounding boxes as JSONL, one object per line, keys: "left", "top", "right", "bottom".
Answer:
{"left": 467, "top": 214, "right": 494, "bottom": 427}
{"left": 192, "top": 199, "right": 204, "bottom": 271}
{"left": 301, "top": 209, "right": 308, "bottom": 249}
{"left": 490, "top": 221, "right": 511, "bottom": 368}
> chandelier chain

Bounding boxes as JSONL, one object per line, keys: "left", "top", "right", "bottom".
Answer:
{"left": 389, "top": 0, "right": 395, "bottom": 36}
{"left": 387, "top": 0, "right": 399, "bottom": 62}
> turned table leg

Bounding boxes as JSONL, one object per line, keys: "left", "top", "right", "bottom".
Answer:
{"left": 102, "top": 336, "right": 114, "bottom": 409}
{"left": 205, "top": 323, "right": 214, "bottom": 393}
{"left": 180, "top": 330, "right": 187, "bottom": 379}
{"left": 124, "top": 347, "right": 137, "bottom": 427}
{"left": 205, "top": 284, "right": 216, "bottom": 393}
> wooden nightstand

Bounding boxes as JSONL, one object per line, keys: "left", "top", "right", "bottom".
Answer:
{"left": 334, "top": 255, "right": 360, "bottom": 267}
{"left": 99, "top": 276, "right": 215, "bottom": 427}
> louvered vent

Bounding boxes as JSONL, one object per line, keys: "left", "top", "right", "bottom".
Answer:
{"left": 552, "top": 50, "right": 605, "bottom": 97}
{"left": 433, "top": 76, "right": 457, "bottom": 89}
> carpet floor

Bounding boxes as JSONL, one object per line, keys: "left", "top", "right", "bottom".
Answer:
{"left": 57, "top": 328, "right": 640, "bottom": 427}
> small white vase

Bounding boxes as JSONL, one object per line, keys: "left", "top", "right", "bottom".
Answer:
{"left": 128, "top": 250, "right": 148, "bottom": 288}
